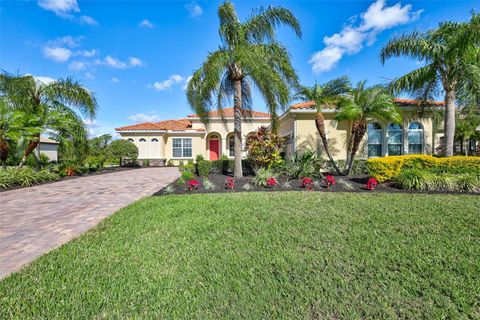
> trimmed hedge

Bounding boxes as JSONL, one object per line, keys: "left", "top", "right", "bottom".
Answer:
{"left": 366, "top": 155, "right": 480, "bottom": 182}
{"left": 197, "top": 160, "right": 212, "bottom": 177}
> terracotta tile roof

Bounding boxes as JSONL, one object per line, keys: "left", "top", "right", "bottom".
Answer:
{"left": 290, "top": 98, "right": 445, "bottom": 110}
{"left": 187, "top": 107, "right": 270, "bottom": 118}
{"left": 115, "top": 119, "right": 205, "bottom": 132}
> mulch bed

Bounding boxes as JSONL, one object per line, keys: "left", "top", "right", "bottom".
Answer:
{"left": 154, "top": 173, "right": 480, "bottom": 196}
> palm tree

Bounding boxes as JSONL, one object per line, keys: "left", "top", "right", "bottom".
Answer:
{"left": 295, "top": 77, "right": 351, "bottom": 175}
{"left": 0, "top": 73, "right": 97, "bottom": 167}
{"left": 380, "top": 12, "right": 480, "bottom": 157}
{"left": 186, "top": 1, "right": 301, "bottom": 178}
{"left": 335, "top": 81, "right": 401, "bottom": 175}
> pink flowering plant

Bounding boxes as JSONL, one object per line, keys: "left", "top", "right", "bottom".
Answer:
{"left": 302, "top": 177, "right": 313, "bottom": 190}
{"left": 266, "top": 177, "right": 278, "bottom": 187}
{"left": 325, "top": 175, "right": 336, "bottom": 189}
{"left": 366, "top": 177, "right": 378, "bottom": 190}
{"left": 187, "top": 179, "right": 200, "bottom": 191}
{"left": 225, "top": 177, "right": 235, "bottom": 190}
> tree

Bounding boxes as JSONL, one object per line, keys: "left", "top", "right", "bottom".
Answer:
{"left": 335, "top": 81, "right": 401, "bottom": 175}
{"left": 295, "top": 77, "right": 351, "bottom": 175}
{"left": 106, "top": 140, "right": 138, "bottom": 166}
{"left": 0, "top": 73, "right": 97, "bottom": 166}
{"left": 186, "top": 1, "right": 301, "bottom": 177}
{"left": 455, "top": 105, "right": 480, "bottom": 155}
{"left": 380, "top": 12, "right": 480, "bottom": 157}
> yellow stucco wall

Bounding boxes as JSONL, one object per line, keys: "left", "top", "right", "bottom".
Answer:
{"left": 279, "top": 109, "right": 440, "bottom": 160}
{"left": 118, "top": 118, "right": 270, "bottom": 164}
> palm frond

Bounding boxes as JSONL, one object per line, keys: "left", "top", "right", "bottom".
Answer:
{"left": 388, "top": 64, "right": 438, "bottom": 95}
{"left": 244, "top": 6, "right": 301, "bottom": 43}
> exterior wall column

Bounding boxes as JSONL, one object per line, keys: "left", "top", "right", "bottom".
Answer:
{"left": 221, "top": 136, "right": 227, "bottom": 157}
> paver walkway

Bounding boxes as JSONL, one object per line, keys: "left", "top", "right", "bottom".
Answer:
{"left": 0, "top": 167, "right": 179, "bottom": 279}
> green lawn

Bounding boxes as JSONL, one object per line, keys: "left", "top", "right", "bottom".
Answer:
{"left": 1, "top": 192, "right": 479, "bottom": 319}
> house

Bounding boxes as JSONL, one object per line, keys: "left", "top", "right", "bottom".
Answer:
{"left": 115, "top": 108, "right": 271, "bottom": 165}
{"left": 34, "top": 136, "right": 59, "bottom": 162}
{"left": 115, "top": 99, "right": 458, "bottom": 165}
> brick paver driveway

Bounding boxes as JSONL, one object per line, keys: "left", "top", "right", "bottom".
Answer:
{"left": 0, "top": 167, "right": 179, "bottom": 279}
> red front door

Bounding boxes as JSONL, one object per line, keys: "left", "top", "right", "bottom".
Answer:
{"left": 209, "top": 139, "right": 219, "bottom": 160}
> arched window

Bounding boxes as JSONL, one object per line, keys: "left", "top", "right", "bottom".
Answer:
{"left": 408, "top": 122, "right": 423, "bottom": 154}
{"left": 367, "top": 122, "right": 383, "bottom": 157}
{"left": 127, "top": 138, "right": 134, "bottom": 142}
{"left": 387, "top": 124, "right": 403, "bottom": 156}
{"left": 139, "top": 138, "right": 146, "bottom": 142}
{"left": 151, "top": 138, "right": 158, "bottom": 142}
{"left": 228, "top": 135, "right": 235, "bottom": 157}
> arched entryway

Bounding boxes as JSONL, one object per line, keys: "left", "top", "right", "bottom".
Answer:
{"left": 207, "top": 133, "right": 221, "bottom": 160}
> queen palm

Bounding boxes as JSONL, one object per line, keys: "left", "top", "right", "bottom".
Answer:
{"left": 0, "top": 73, "right": 97, "bottom": 166}
{"left": 295, "top": 77, "right": 351, "bottom": 175}
{"left": 186, "top": 1, "right": 301, "bottom": 177}
{"left": 380, "top": 13, "right": 480, "bottom": 157}
{"left": 335, "top": 81, "right": 401, "bottom": 175}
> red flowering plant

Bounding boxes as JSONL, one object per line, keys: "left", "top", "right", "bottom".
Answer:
{"left": 366, "top": 177, "right": 378, "bottom": 190}
{"left": 65, "top": 167, "right": 76, "bottom": 176}
{"left": 225, "top": 177, "right": 235, "bottom": 190}
{"left": 325, "top": 175, "right": 336, "bottom": 188}
{"left": 187, "top": 179, "right": 200, "bottom": 191}
{"left": 266, "top": 177, "right": 278, "bottom": 187}
{"left": 302, "top": 177, "right": 313, "bottom": 190}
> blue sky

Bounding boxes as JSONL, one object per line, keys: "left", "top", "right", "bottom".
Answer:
{"left": 1, "top": 0, "right": 478, "bottom": 137}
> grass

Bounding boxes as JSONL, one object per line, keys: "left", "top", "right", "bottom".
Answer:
{"left": 1, "top": 192, "right": 479, "bottom": 319}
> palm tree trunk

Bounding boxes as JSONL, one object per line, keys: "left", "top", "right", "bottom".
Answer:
{"left": 18, "top": 136, "right": 39, "bottom": 168}
{"left": 0, "top": 138, "right": 9, "bottom": 168}
{"left": 315, "top": 112, "right": 341, "bottom": 175}
{"left": 444, "top": 89, "right": 456, "bottom": 157}
{"left": 233, "top": 79, "right": 243, "bottom": 178}
{"left": 345, "top": 120, "right": 367, "bottom": 175}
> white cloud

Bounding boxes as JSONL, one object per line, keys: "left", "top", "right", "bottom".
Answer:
{"left": 79, "top": 15, "right": 98, "bottom": 25}
{"left": 127, "top": 113, "right": 161, "bottom": 123}
{"left": 111, "top": 77, "right": 120, "bottom": 83}
{"left": 75, "top": 49, "right": 97, "bottom": 57}
{"left": 102, "top": 55, "right": 145, "bottom": 69}
{"left": 42, "top": 46, "right": 72, "bottom": 62}
{"left": 185, "top": 2, "right": 203, "bottom": 17}
{"left": 69, "top": 61, "right": 87, "bottom": 70}
{"left": 51, "top": 35, "right": 83, "bottom": 48}
{"left": 33, "top": 75, "right": 56, "bottom": 85}
{"left": 182, "top": 75, "right": 193, "bottom": 90}
{"left": 150, "top": 74, "right": 185, "bottom": 91}
{"left": 139, "top": 19, "right": 154, "bottom": 28}
{"left": 37, "top": 0, "right": 99, "bottom": 25}
{"left": 309, "top": 0, "right": 422, "bottom": 73}
{"left": 128, "top": 57, "right": 144, "bottom": 67}
{"left": 37, "top": 0, "right": 79, "bottom": 17}
{"left": 84, "top": 72, "right": 95, "bottom": 80}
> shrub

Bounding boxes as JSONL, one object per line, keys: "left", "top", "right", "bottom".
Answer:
{"left": 242, "top": 183, "right": 252, "bottom": 191}
{"left": 0, "top": 167, "right": 59, "bottom": 189}
{"left": 323, "top": 159, "right": 367, "bottom": 175}
{"left": 366, "top": 178, "right": 378, "bottom": 190}
{"left": 180, "top": 162, "right": 196, "bottom": 175}
{"left": 325, "top": 175, "right": 336, "bottom": 188}
{"left": 395, "top": 169, "right": 436, "bottom": 191}
{"left": 301, "top": 177, "right": 313, "bottom": 190}
{"left": 279, "top": 151, "right": 323, "bottom": 179}
{"left": 163, "top": 185, "right": 174, "bottom": 194}
{"left": 245, "top": 126, "right": 285, "bottom": 169}
{"left": 195, "top": 154, "right": 204, "bottom": 163}
{"left": 197, "top": 160, "right": 212, "bottom": 177}
{"left": 253, "top": 168, "right": 277, "bottom": 187}
{"left": 366, "top": 155, "right": 480, "bottom": 182}
{"left": 456, "top": 174, "right": 480, "bottom": 192}
{"left": 176, "top": 177, "right": 186, "bottom": 186}
{"left": 266, "top": 177, "right": 278, "bottom": 187}
{"left": 187, "top": 179, "right": 200, "bottom": 191}
{"left": 143, "top": 159, "right": 150, "bottom": 167}
{"left": 181, "top": 171, "right": 195, "bottom": 181}
{"left": 84, "top": 155, "right": 105, "bottom": 171}
{"left": 225, "top": 177, "right": 235, "bottom": 189}
{"left": 203, "top": 178, "right": 217, "bottom": 190}
{"left": 166, "top": 160, "right": 175, "bottom": 167}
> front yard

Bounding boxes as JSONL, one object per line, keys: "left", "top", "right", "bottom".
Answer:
{"left": 1, "top": 192, "right": 479, "bottom": 319}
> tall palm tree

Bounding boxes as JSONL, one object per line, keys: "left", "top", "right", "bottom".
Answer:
{"left": 186, "top": 1, "right": 301, "bottom": 178}
{"left": 380, "top": 12, "right": 480, "bottom": 157}
{"left": 335, "top": 81, "right": 401, "bottom": 175}
{"left": 0, "top": 73, "right": 97, "bottom": 166}
{"left": 295, "top": 77, "right": 351, "bottom": 175}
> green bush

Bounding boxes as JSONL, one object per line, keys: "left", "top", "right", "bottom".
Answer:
{"left": 0, "top": 167, "right": 59, "bottom": 189}
{"left": 143, "top": 159, "right": 150, "bottom": 167}
{"left": 195, "top": 154, "right": 204, "bottom": 163}
{"left": 395, "top": 169, "right": 480, "bottom": 192}
{"left": 84, "top": 155, "right": 105, "bottom": 171}
{"left": 180, "top": 162, "right": 196, "bottom": 175}
{"left": 197, "top": 160, "right": 212, "bottom": 177}
{"left": 106, "top": 140, "right": 138, "bottom": 166}
{"left": 367, "top": 155, "right": 480, "bottom": 182}
{"left": 278, "top": 151, "right": 323, "bottom": 179}
{"left": 322, "top": 159, "right": 367, "bottom": 175}
{"left": 253, "top": 168, "right": 277, "bottom": 187}
{"left": 181, "top": 171, "right": 195, "bottom": 181}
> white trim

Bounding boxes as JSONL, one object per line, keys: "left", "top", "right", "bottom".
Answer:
{"left": 171, "top": 137, "right": 193, "bottom": 159}
{"left": 117, "top": 130, "right": 204, "bottom": 134}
